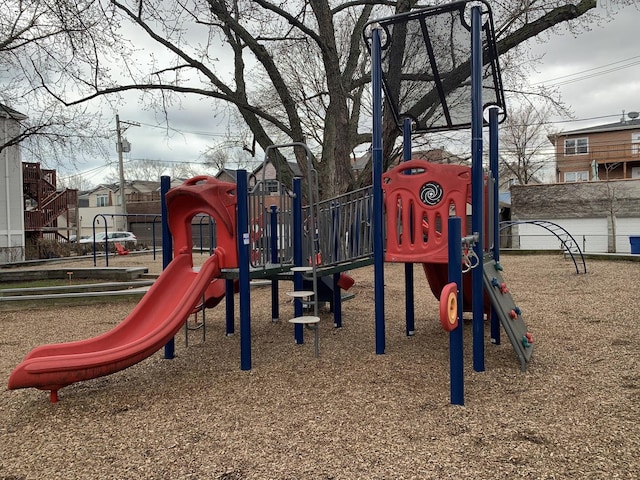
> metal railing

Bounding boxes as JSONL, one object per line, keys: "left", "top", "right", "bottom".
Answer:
{"left": 312, "top": 185, "right": 375, "bottom": 266}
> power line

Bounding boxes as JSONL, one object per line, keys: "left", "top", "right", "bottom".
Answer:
{"left": 135, "top": 120, "right": 231, "bottom": 138}
{"left": 532, "top": 54, "right": 640, "bottom": 87}
{"left": 551, "top": 60, "right": 640, "bottom": 87}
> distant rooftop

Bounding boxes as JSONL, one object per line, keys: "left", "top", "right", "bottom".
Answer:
{"left": 0, "top": 104, "right": 27, "bottom": 120}
{"left": 549, "top": 112, "right": 640, "bottom": 142}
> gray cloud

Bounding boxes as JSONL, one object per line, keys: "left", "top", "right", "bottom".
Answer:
{"left": 529, "top": 2, "right": 640, "bottom": 128}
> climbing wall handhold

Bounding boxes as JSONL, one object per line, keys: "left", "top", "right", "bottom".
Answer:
{"left": 491, "top": 277, "right": 499, "bottom": 287}
{"left": 522, "top": 332, "right": 534, "bottom": 348}
{"left": 500, "top": 282, "right": 508, "bottom": 294}
{"left": 509, "top": 309, "right": 517, "bottom": 319}
{"left": 494, "top": 262, "right": 503, "bottom": 271}
{"left": 514, "top": 306, "right": 522, "bottom": 316}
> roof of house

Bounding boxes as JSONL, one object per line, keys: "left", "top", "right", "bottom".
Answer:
{"left": 215, "top": 168, "right": 238, "bottom": 181}
{"left": 549, "top": 114, "right": 640, "bottom": 144}
{"left": 0, "top": 103, "right": 27, "bottom": 120}
{"left": 251, "top": 160, "right": 302, "bottom": 177}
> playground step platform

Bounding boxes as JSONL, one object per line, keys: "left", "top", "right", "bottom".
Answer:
{"left": 289, "top": 316, "right": 320, "bottom": 358}
{"left": 288, "top": 315, "right": 320, "bottom": 325}
{"left": 482, "top": 254, "right": 534, "bottom": 372}
{"left": 286, "top": 290, "right": 315, "bottom": 298}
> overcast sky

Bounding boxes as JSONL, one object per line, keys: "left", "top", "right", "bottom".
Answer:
{"left": 528, "top": 2, "right": 640, "bottom": 129}
{"left": 58, "top": 2, "right": 640, "bottom": 187}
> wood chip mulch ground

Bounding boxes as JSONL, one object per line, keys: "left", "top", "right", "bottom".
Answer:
{"left": 1, "top": 253, "right": 638, "bottom": 479}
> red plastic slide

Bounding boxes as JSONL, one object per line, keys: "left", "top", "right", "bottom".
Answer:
{"left": 8, "top": 250, "right": 223, "bottom": 401}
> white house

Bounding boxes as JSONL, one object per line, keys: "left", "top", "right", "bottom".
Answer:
{"left": 0, "top": 104, "right": 27, "bottom": 263}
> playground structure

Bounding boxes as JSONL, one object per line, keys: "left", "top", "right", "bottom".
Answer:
{"left": 8, "top": 1, "right": 534, "bottom": 405}
{"left": 499, "top": 220, "right": 587, "bottom": 274}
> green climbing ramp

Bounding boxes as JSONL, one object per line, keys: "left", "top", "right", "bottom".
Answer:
{"left": 482, "top": 254, "right": 534, "bottom": 371}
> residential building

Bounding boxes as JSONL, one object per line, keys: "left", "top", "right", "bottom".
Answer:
{"left": 249, "top": 160, "right": 302, "bottom": 192}
{"left": 0, "top": 104, "right": 27, "bottom": 263}
{"left": 214, "top": 168, "right": 238, "bottom": 184}
{"left": 549, "top": 111, "right": 640, "bottom": 182}
{"left": 78, "top": 179, "right": 184, "bottom": 240}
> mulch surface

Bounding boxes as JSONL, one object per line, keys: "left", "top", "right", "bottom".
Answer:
{"left": 1, "top": 253, "right": 638, "bottom": 479}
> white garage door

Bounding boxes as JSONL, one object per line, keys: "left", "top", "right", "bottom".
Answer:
{"left": 517, "top": 218, "right": 608, "bottom": 253}
{"left": 615, "top": 218, "right": 640, "bottom": 253}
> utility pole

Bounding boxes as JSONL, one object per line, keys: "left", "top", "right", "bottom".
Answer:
{"left": 115, "top": 114, "right": 139, "bottom": 231}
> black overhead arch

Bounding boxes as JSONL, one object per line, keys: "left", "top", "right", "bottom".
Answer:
{"left": 499, "top": 220, "right": 587, "bottom": 274}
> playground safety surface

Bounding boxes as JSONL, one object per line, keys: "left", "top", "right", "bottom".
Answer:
{"left": 1, "top": 253, "right": 638, "bottom": 479}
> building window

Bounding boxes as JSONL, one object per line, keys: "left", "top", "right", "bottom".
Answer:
{"left": 632, "top": 133, "right": 640, "bottom": 155}
{"left": 564, "top": 171, "right": 589, "bottom": 182}
{"left": 632, "top": 167, "right": 640, "bottom": 179}
{"left": 96, "top": 194, "right": 108, "bottom": 207}
{"left": 564, "top": 138, "right": 588, "bottom": 155}
{"left": 265, "top": 179, "right": 280, "bottom": 194}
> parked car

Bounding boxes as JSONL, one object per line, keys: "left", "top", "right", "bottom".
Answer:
{"left": 69, "top": 235, "right": 91, "bottom": 243}
{"left": 79, "top": 231, "right": 137, "bottom": 245}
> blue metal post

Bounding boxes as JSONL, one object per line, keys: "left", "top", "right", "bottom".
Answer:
{"left": 372, "top": 27, "right": 386, "bottom": 355}
{"left": 332, "top": 272, "right": 342, "bottom": 327}
{"left": 270, "top": 205, "right": 280, "bottom": 322}
{"left": 161, "top": 175, "right": 175, "bottom": 359}
{"left": 489, "top": 107, "right": 501, "bottom": 345}
{"left": 448, "top": 216, "right": 464, "bottom": 405}
{"left": 489, "top": 107, "right": 500, "bottom": 262}
{"left": 225, "top": 279, "right": 235, "bottom": 336}
{"left": 471, "top": 6, "right": 485, "bottom": 372}
{"left": 236, "top": 170, "right": 252, "bottom": 370}
{"left": 332, "top": 203, "right": 343, "bottom": 328}
{"left": 402, "top": 117, "right": 415, "bottom": 336}
{"left": 292, "top": 178, "right": 304, "bottom": 344}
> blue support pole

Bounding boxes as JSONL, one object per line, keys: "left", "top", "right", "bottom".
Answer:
{"left": 489, "top": 107, "right": 500, "bottom": 262}
{"left": 292, "top": 178, "right": 304, "bottom": 344}
{"left": 489, "top": 107, "right": 501, "bottom": 345}
{"left": 270, "top": 205, "right": 280, "bottom": 322}
{"left": 236, "top": 170, "right": 252, "bottom": 370}
{"left": 372, "top": 28, "right": 386, "bottom": 355}
{"left": 448, "top": 216, "right": 464, "bottom": 406}
{"left": 471, "top": 6, "right": 485, "bottom": 372}
{"left": 402, "top": 117, "right": 415, "bottom": 336}
{"left": 331, "top": 203, "right": 343, "bottom": 328}
{"left": 332, "top": 272, "right": 342, "bottom": 327}
{"left": 161, "top": 175, "right": 175, "bottom": 359}
{"left": 225, "top": 279, "right": 235, "bottom": 336}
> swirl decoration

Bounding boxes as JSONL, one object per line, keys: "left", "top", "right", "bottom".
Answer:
{"left": 419, "top": 181, "right": 443, "bottom": 206}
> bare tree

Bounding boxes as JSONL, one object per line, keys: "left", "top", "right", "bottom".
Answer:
{"left": 170, "top": 162, "right": 210, "bottom": 181}
{"left": 499, "top": 103, "right": 555, "bottom": 186}
{"left": 29, "top": 0, "right": 605, "bottom": 198}
{"left": 203, "top": 147, "right": 256, "bottom": 173}
{"left": 103, "top": 158, "right": 177, "bottom": 182}
{"left": 0, "top": 0, "right": 121, "bottom": 166}
{"left": 57, "top": 173, "right": 95, "bottom": 191}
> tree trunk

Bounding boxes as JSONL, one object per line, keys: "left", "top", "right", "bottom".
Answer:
{"left": 311, "top": 0, "right": 354, "bottom": 199}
